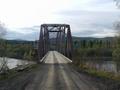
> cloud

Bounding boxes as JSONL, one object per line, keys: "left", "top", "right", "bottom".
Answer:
{"left": 57, "top": 10, "right": 119, "bottom": 36}
{"left": 0, "top": 22, "right": 7, "bottom": 38}
{"left": 5, "top": 29, "right": 39, "bottom": 41}
{"left": 5, "top": 25, "right": 40, "bottom": 40}
{"left": 1, "top": 0, "right": 120, "bottom": 40}
{"left": 6, "top": 9, "right": 120, "bottom": 40}
{"left": 73, "top": 28, "right": 116, "bottom": 37}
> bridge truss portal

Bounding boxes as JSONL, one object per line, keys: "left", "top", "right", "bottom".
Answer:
{"left": 38, "top": 24, "right": 73, "bottom": 62}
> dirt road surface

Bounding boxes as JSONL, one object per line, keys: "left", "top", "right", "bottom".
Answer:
{"left": 24, "top": 51, "right": 99, "bottom": 90}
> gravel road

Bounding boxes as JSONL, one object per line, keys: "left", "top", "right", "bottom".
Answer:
{"left": 24, "top": 51, "right": 99, "bottom": 90}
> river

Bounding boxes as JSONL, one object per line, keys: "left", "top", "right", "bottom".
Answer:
{"left": 0, "top": 57, "right": 35, "bottom": 69}
{"left": 79, "top": 57, "right": 120, "bottom": 74}
{"left": 1, "top": 57, "right": 120, "bottom": 74}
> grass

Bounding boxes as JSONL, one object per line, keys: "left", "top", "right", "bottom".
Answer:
{"left": 0, "top": 64, "right": 39, "bottom": 80}
{"left": 0, "top": 69, "right": 17, "bottom": 80}
{"left": 85, "top": 69, "right": 114, "bottom": 79}
{"left": 76, "top": 63, "right": 120, "bottom": 81}
{"left": 72, "top": 55, "right": 120, "bottom": 82}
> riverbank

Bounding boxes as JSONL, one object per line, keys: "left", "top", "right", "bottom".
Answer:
{"left": 0, "top": 64, "right": 38, "bottom": 80}
{"left": 72, "top": 63, "right": 120, "bottom": 90}
{"left": 0, "top": 57, "right": 35, "bottom": 70}
{"left": 0, "top": 64, "right": 40, "bottom": 90}
{"left": 0, "top": 60, "right": 119, "bottom": 90}
{"left": 0, "top": 62, "right": 105, "bottom": 90}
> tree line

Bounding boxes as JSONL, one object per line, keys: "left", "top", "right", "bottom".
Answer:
{"left": 0, "top": 39, "right": 38, "bottom": 61}
{"left": 73, "top": 39, "right": 113, "bottom": 58}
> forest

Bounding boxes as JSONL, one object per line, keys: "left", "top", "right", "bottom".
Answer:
{"left": 73, "top": 38, "right": 113, "bottom": 57}
{"left": 0, "top": 39, "right": 38, "bottom": 61}
{"left": 0, "top": 37, "right": 117, "bottom": 61}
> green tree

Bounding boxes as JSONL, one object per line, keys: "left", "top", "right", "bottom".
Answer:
{"left": 88, "top": 40, "right": 93, "bottom": 48}
{"left": 82, "top": 40, "right": 86, "bottom": 48}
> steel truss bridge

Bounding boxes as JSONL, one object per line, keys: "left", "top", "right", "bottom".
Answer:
{"left": 38, "top": 24, "right": 73, "bottom": 62}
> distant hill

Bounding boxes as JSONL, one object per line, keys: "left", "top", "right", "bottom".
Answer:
{"left": 5, "top": 37, "right": 114, "bottom": 45}
{"left": 72, "top": 37, "right": 114, "bottom": 42}
{"left": 5, "top": 39, "right": 34, "bottom": 45}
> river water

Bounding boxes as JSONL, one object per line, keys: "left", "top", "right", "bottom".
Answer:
{"left": 0, "top": 57, "right": 35, "bottom": 69}
{"left": 81, "top": 58, "right": 120, "bottom": 74}
{"left": 0, "top": 57, "right": 120, "bottom": 74}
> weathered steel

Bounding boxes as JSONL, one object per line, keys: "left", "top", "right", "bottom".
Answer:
{"left": 38, "top": 24, "right": 73, "bottom": 62}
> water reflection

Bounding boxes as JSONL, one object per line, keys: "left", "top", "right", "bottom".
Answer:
{"left": 80, "top": 58, "right": 120, "bottom": 74}
{"left": 0, "top": 57, "right": 35, "bottom": 69}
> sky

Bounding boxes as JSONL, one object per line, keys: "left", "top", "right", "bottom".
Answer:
{"left": 0, "top": 0, "right": 120, "bottom": 40}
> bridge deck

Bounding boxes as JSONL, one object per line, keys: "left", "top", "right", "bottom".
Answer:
{"left": 25, "top": 51, "right": 99, "bottom": 90}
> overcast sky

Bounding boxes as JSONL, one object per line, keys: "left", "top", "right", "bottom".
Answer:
{"left": 0, "top": 0, "right": 119, "bottom": 40}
